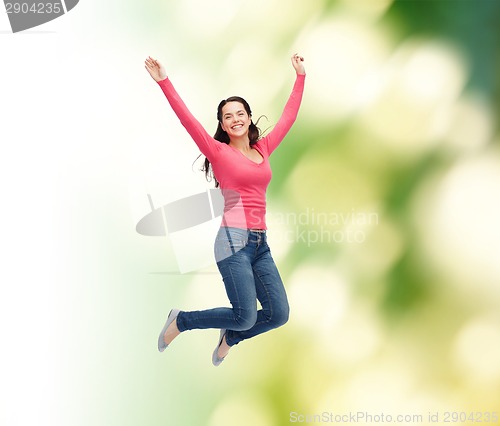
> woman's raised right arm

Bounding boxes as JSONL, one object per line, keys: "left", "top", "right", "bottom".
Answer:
{"left": 145, "top": 56, "right": 221, "bottom": 161}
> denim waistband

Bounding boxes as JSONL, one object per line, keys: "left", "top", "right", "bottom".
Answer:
{"left": 249, "top": 228, "right": 266, "bottom": 233}
{"left": 219, "top": 226, "right": 266, "bottom": 234}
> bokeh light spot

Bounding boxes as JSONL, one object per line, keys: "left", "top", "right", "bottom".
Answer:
{"left": 453, "top": 316, "right": 500, "bottom": 385}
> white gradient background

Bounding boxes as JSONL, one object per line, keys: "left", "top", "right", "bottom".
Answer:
{"left": 1, "top": 1, "right": 499, "bottom": 425}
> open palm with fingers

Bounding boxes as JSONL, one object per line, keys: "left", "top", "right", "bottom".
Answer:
{"left": 145, "top": 56, "right": 167, "bottom": 82}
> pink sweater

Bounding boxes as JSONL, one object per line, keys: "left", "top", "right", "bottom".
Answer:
{"left": 157, "top": 73, "right": 305, "bottom": 230}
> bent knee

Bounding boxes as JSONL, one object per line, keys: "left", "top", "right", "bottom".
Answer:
{"left": 233, "top": 310, "right": 257, "bottom": 331}
{"left": 270, "top": 305, "right": 289, "bottom": 328}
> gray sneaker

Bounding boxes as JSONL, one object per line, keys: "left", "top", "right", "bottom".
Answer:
{"left": 158, "top": 309, "right": 180, "bottom": 352}
{"left": 212, "top": 329, "right": 227, "bottom": 366}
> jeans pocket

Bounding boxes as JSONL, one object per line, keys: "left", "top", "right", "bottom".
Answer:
{"left": 214, "top": 231, "right": 248, "bottom": 263}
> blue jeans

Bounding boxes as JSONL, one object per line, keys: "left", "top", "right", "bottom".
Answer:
{"left": 175, "top": 227, "right": 290, "bottom": 346}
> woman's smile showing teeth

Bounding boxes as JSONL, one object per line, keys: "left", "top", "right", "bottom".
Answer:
{"left": 220, "top": 101, "right": 252, "bottom": 139}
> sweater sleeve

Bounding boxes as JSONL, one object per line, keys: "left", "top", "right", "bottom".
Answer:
{"left": 157, "top": 77, "right": 222, "bottom": 161}
{"left": 259, "top": 73, "right": 305, "bottom": 156}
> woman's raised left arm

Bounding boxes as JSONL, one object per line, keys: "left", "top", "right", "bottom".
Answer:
{"left": 261, "top": 54, "right": 306, "bottom": 156}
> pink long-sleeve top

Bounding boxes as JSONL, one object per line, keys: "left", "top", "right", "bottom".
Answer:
{"left": 157, "top": 73, "right": 305, "bottom": 230}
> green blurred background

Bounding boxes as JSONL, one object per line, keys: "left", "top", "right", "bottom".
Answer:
{"left": 1, "top": 0, "right": 499, "bottom": 425}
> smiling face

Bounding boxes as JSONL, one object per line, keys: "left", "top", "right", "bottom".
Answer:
{"left": 220, "top": 101, "right": 252, "bottom": 141}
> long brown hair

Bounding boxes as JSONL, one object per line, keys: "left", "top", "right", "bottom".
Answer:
{"left": 195, "top": 96, "right": 263, "bottom": 188}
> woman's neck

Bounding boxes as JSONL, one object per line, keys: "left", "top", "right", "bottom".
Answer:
{"left": 229, "top": 136, "right": 251, "bottom": 152}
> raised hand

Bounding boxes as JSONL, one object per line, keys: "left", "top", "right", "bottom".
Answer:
{"left": 145, "top": 56, "right": 167, "bottom": 82}
{"left": 291, "top": 53, "right": 305, "bottom": 75}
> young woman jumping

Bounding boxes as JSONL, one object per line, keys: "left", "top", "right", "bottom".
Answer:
{"left": 145, "top": 53, "right": 305, "bottom": 366}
